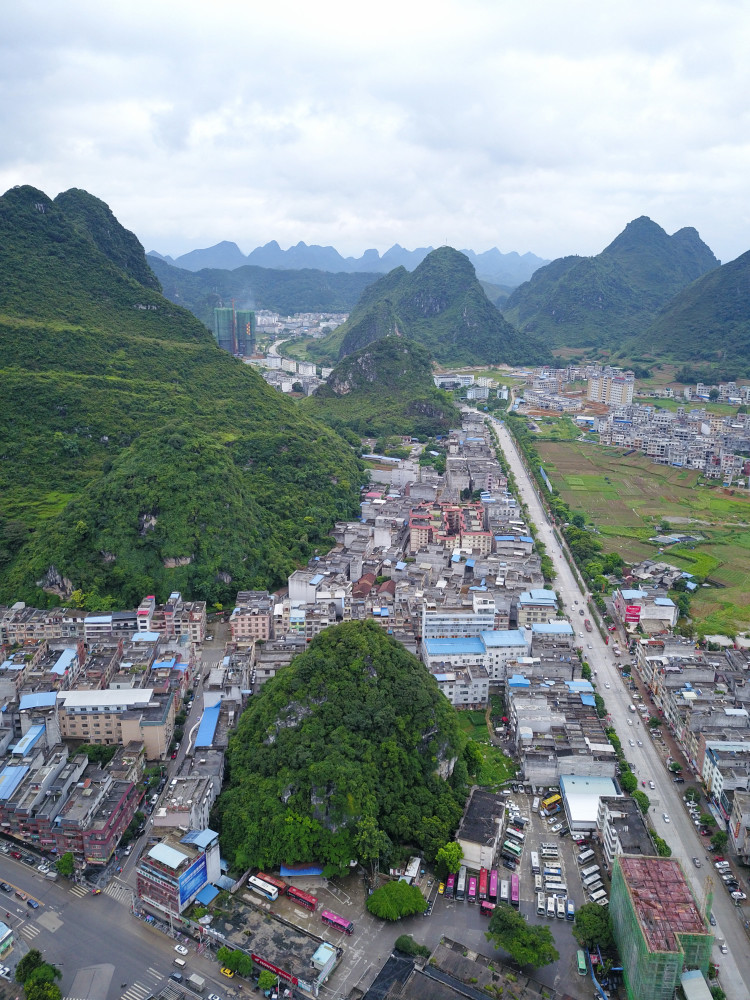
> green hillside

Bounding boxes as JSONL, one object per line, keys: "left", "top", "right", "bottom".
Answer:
{"left": 214, "top": 620, "right": 466, "bottom": 874}
{"left": 621, "top": 249, "right": 750, "bottom": 373}
{"left": 0, "top": 185, "right": 364, "bottom": 608}
{"left": 302, "top": 337, "right": 457, "bottom": 438}
{"left": 304, "top": 247, "right": 549, "bottom": 367}
{"left": 503, "top": 217, "right": 719, "bottom": 349}
{"left": 148, "top": 254, "right": 378, "bottom": 324}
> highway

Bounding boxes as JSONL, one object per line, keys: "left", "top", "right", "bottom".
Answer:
{"left": 491, "top": 417, "right": 748, "bottom": 997}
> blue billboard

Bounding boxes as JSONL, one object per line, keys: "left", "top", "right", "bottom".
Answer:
{"left": 178, "top": 853, "right": 208, "bottom": 907}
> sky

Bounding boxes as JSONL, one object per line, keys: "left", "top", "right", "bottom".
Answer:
{"left": 3, "top": 0, "right": 750, "bottom": 263}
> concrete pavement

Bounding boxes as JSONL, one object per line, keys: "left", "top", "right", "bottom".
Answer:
{"left": 490, "top": 417, "right": 748, "bottom": 998}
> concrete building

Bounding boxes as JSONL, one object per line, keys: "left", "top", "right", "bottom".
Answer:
{"left": 610, "top": 856, "right": 713, "bottom": 1000}
{"left": 136, "top": 829, "right": 221, "bottom": 916}
{"left": 457, "top": 789, "right": 502, "bottom": 871}
{"left": 516, "top": 589, "right": 558, "bottom": 626}
{"left": 57, "top": 688, "right": 175, "bottom": 760}
{"left": 597, "top": 796, "right": 654, "bottom": 865}
{"left": 587, "top": 369, "right": 635, "bottom": 405}
{"left": 728, "top": 789, "right": 750, "bottom": 862}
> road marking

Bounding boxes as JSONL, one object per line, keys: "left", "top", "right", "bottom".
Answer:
{"left": 121, "top": 983, "right": 152, "bottom": 1000}
{"left": 146, "top": 967, "right": 162, "bottom": 979}
{"left": 21, "top": 923, "right": 40, "bottom": 939}
{"left": 104, "top": 883, "right": 131, "bottom": 903}
{"left": 69, "top": 884, "right": 89, "bottom": 897}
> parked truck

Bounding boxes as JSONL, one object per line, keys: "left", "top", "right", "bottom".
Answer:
{"left": 187, "top": 974, "right": 205, "bottom": 993}
{"left": 584, "top": 619, "right": 593, "bottom": 633}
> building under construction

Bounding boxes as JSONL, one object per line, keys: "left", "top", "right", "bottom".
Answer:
{"left": 610, "top": 855, "right": 714, "bottom": 1000}
{"left": 213, "top": 306, "right": 256, "bottom": 355}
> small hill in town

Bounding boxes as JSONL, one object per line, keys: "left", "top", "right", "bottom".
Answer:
{"left": 302, "top": 336, "right": 457, "bottom": 439}
{"left": 0, "top": 185, "right": 363, "bottom": 608}
{"left": 621, "top": 249, "right": 750, "bottom": 373}
{"left": 305, "top": 246, "right": 550, "bottom": 367}
{"left": 502, "top": 217, "right": 719, "bottom": 349}
{"left": 214, "top": 620, "right": 466, "bottom": 874}
{"left": 148, "top": 254, "right": 379, "bottom": 325}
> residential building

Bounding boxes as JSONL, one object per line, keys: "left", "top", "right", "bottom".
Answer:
{"left": 57, "top": 688, "right": 175, "bottom": 760}
{"left": 587, "top": 368, "right": 635, "bottom": 405}
{"left": 597, "top": 796, "right": 654, "bottom": 865}
{"left": 457, "top": 789, "right": 502, "bottom": 871}
{"left": 136, "top": 829, "right": 221, "bottom": 916}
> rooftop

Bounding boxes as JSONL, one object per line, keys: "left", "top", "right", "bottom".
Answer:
{"left": 618, "top": 856, "right": 709, "bottom": 953}
{"left": 458, "top": 788, "right": 501, "bottom": 845}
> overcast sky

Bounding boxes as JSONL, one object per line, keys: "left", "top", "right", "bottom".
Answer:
{"left": 3, "top": 0, "right": 749, "bottom": 263}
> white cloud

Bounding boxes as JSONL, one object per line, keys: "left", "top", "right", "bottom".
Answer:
{"left": 1, "top": 0, "right": 749, "bottom": 261}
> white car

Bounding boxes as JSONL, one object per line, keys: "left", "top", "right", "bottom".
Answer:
{"left": 692, "top": 858, "right": 702, "bottom": 868}
{"left": 663, "top": 813, "right": 670, "bottom": 823}
{"left": 579, "top": 632, "right": 584, "bottom": 638}
{"left": 0, "top": 966, "right": 10, "bottom": 981}
{"left": 731, "top": 892, "right": 746, "bottom": 902}
{"left": 720, "top": 942, "right": 729, "bottom": 952}
{"left": 605, "top": 682, "right": 610, "bottom": 689}
{"left": 628, "top": 720, "right": 633, "bottom": 726}
{"left": 174, "top": 944, "right": 189, "bottom": 956}
{"left": 550, "top": 823, "right": 563, "bottom": 832}
{"left": 649, "top": 780, "right": 655, "bottom": 789}
{"left": 637, "top": 740, "right": 643, "bottom": 747}
{"left": 629, "top": 739, "right": 635, "bottom": 747}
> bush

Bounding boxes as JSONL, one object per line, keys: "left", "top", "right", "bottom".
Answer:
{"left": 394, "top": 934, "right": 430, "bottom": 958}
{"left": 367, "top": 880, "right": 427, "bottom": 921}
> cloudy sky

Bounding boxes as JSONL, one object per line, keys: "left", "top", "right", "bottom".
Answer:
{"left": 3, "top": 0, "right": 749, "bottom": 263}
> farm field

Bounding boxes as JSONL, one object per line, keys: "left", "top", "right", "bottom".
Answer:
{"left": 537, "top": 439, "right": 750, "bottom": 635}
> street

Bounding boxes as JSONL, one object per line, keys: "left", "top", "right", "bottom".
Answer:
{"left": 491, "top": 417, "right": 748, "bottom": 998}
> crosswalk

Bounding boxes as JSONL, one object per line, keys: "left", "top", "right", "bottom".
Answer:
{"left": 20, "top": 922, "right": 40, "bottom": 940}
{"left": 68, "top": 881, "right": 131, "bottom": 903}
{"left": 69, "top": 883, "right": 89, "bottom": 897}
{"left": 121, "top": 981, "right": 154, "bottom": 1000}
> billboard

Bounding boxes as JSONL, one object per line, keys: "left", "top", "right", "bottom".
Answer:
{"left": 625, "top": 604, "right": 642, "bottom": 623}
{"left": 178, "top": 853, "right": 208, "bottom": 907}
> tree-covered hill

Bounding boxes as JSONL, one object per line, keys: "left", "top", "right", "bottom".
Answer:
{"left": 302, "top": 337, "right": 456, "bottom": 438}
{"left": 620, "top": 249, "right": 750, "bottom": 373}
{"left": 0, "top": 185, "right": 364, "bottom": 608}
{"left": 303, "top": 247, "right": 550, "bottom": 367}
{"left": 148, "top": 254, "right": 379, "bottom": 324}
{"left": 502, "top": 217, "right": 719, "bottom": 349}
{"left": 215, "top": 621, "right": 466, "bottom": 874}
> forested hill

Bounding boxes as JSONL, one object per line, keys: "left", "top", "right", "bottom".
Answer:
{"left": 620, "top": 249, "right": 750, "bottom": 373}
{"left": 303, "top": 246, "right": 550, "bottom": 367}
{"left": 502, "top": 216, "right": 719, "bottom": 349}
{"left": 148, "top": 254, "right": 379, "bottom": 323}
{"left": 0, "top": 185, "right": 363, "bottom": 608}
{"left": 214, "top": 621, "right": 467, "bottom": 874}
{"left": 302, "top": 337, "right": 456, "bottom": 438}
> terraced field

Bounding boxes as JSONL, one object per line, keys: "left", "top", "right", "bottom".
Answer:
{"left": 537, "top": 439, "right": 750, "bottom": 635}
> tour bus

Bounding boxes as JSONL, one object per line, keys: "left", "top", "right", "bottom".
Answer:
{"left": 577, "top": 849, "right": 595, "bottom": 865}
{"left": 534, "top": 875, "right": 543, "bottom": 891}
{"left": 488, "top": 869, "right": 498, "bottom": 902}
{"left": 532, "top": 797, "right": 541, "bottom": 814}
{"left": 247, "top": 875, "right": 279, "bottom": 902}
{"left": 321, "top": 910, "right": 354, "bottom": 935}
{"left": 543, "top": 866, "right": 562, "bottom": 877}
{"left": 506, "top": 827, "right": 524, "bottom": 843}
{"left": 500, "top": 879, "right": 510, "bottom": 904}
{"left": 566, "top": 899, "right": 575, "bottom": 921}
{"left": 583, "top": 873, "right": 603, "bottom": 888}
{"left": 479, "top": 868, "right": 488, "bottom": 901}
{"left": 510, "top": 874, "right": 520, "bottom": 908}
{"left": 577, "top": 950, "right": 587, "bottom": 975}
{"left": 541, "top": 849, "right": 559, "bottom": 860}
{"left": 530, "top": 851, "right": 540, "bottom": 875}
{"left": 546, "top": 885, "right": 567, "bottom": 897}
{"left": 589, "top": 888, "right": 607, "bottom": 903}
{"left": 580, "top": 864, "right": 600, "bottom": 879}
{"left": 456, "top": 866, "right": 467, "bottom": 901}
{"left": 537, "top": 891, "right": 546, "bottom": 915}
{"left": 287, "top": 886, "right": 318, "bottom": 911}
{"left": 556, "top": 896, "right": 566, "bottom": 919}
{"left": 446, "top": 873, "right": 456, "bottom": 898}
{"left": 502, "top": 840, "right": 522, "bottom": 859}
{"left": 546, "top": 896, "right": 555, "bottom": 918}
{"left": 585, "top": 880, "right": 603, "bottom": 894}
{"left": 257, "top": 871, "right": 287, "bottom": 896}
{"left": 468, "top": 876, "right": 478, "bottom": 904}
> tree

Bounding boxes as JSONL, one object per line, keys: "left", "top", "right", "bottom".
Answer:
{"left": 669, "top": 762, "right": 683, "bottom": 773}
{"left": 632, "top": 790, "right": 650, "bottom": 813}
{"left": 709, "top": 388, "right": 720, "bottom": 401}
{"left": 711, "top": 830, "right": 728, "bottom": 852}
{"left": 394, "top": 934, "right": 430, "bottom": 958}
{"left": 16, "top": 950, "right": 45, "bottom": 983}
{"left": 685, "top": 787, "right": 700, "bottom": 803}
{"left": 55, "top": 851, "right": 75, "bottom": 877}
{"left": 26, "top": 964, "right": 62, "bottom": 987}
{"left": 25, "top": 984, "right": 62, "bottom": 1000}
{"left": 699, "top": 813, "right": 715, "bottom": 829}
{"left": 366, "top": 880, "right": 427, "bottom": 921}
{"left": 571, "top": 513, "right": 586, "bottom": 529}
{"left": 648, "top": 716, "right": 661, "bottom": 728}
{"left": 620, "top": 771, "right": 637, "bottom": 794}
{"left": 486, "top": 903, "right": 559, "bottom": 968}
{"left": 572, "top": 902, "right": 614, "bottom": 950}
{"left": 355, "top": 814, "right": 392, "bottom": 886}
{"left": 435, "top": 842, "right": 463, "bottom": 876}
{"left": 652, "top": 834, "right": 672, "bottom": 857}
{"left": 257, "top": 971, "right": 278, "bottom": 991}
{"left": 581, "top": 663, "right": 592, "bottom": 681}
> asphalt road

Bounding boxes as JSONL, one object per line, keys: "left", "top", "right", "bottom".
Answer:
{"left": 491, "top": 417, "right": 748, "bottom": 998}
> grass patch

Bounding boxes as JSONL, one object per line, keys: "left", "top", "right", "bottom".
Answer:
{"left": 457, "top": 711, "right": 516, "bottom": 787}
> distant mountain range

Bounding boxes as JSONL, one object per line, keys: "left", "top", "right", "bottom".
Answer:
{"left": 148, "top": 240, "right": 549, "bottom": 288}
{"left": 304, "top": 246, "right": 550, "bottom": 368}
{"left": 502, "top": 217, "right": 720, "bottom": 350}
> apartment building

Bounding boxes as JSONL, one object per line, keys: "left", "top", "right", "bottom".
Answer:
{"left": 57, "top": 688, "right": 175, "bottom": 760}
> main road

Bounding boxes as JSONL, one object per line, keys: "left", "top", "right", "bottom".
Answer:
{"left": 490, "top": 416, "right": 748, "bottom": 997}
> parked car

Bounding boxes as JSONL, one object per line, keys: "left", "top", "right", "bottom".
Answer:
{"left": 0, "top": 883, "right": 11, "bottom": 893}
{"left": 649, "top": 780, "right": 655, "bottom": 789}
{"left": 27, "top": 898, "right": 39, "bottom": 909}
{"left": 9, "top": 851, "right": 21, "bottom": 859}
{"left": 663, "top": 813, "right": 670, "bottom": 823}
{"left": 22, "top": 856, "right": 35, "bottom": 866}
{"left": 710, "top": 914, "right": 717, "bottom": 926}
{"left": 692, "top": 858, "right": 702, "bottom": 868}
{"left": 731, "top": 893, "right": 746, "bottom": 902}
{"left": 673, "top": 776, "right": 685, "bottom": 783}
{"left": 174, "top": 945, "right": 188, "bottom": 956}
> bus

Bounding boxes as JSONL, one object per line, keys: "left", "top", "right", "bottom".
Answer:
{"left": 502, "top": 840, "right": 522, "bottom": 858}
{"left": 500, "top": 879, "right": 510, "bottom": 904}
{"left": 589, "top": 888, "right": 607, "bottom": 903}
{"left": 541, "top": 844, "right": 559, "bottom": 857}
{"left": 542, "top": 792, "right": 561, "bottom": 810}
{"left": 506, "top": 827, "right": 524, "bottom": 843}
{"left": 556, "top": 896, "right": 566, "bottom": 919}
{"left": 577, "top": 949, "right": 587, "bottom": 975}
{"left": 543, "top": 866, "right": 562, "bottom": 877}
{"left": 480, "top": 901, "right": 495, "bottom": 917}
{"left": 534, "top": 875, "right": 543, "bottom": 891}
{"left": 577, "top": 849, "right": 595, "bottom": 865}
{"left": 583, "top": 873, "right": 602, "bottom": 888}
{"left": 596, "top": 897, "right": 609, "bottom": 908}
{"left": 488, "top": 869, "right": 498, "bottom": 903}
{"left": 536, "top": 891, "right": 546, "bottom": 915}
{"left": 456, "top": 866, "right": 467, "bottom": 901}
{"left": 248, "top": 875, "right": 279, "bottom": 902}
{"left": 586, "top": 880, "right": 603, "bottom": 894}
{"left": 510, "top": 874, "right": 520, "bottom": 908}
{"left": 257, "top": 871, "right": 287, "bottom": 896}
{"left": 545, "top": 883, "right": 567, "bottom": 896}
{"left": 446, "top": 873, "right": 456, "bottom": 898}
{"left": 580, "top": 864, "right": 600, "bottom": 878}
{"left": 479, "top": 868, "right": 488, "bottom": 901}
{"left": 566, "top": 899, "right": 575, "bottom": 921}
{"left": 468, "top": 876, "right": 477, "bottom": 904}
{"left": 321, "top": 910, "right": 353, "bottom": 934}
{"left": 546, "top": 896, "right": 555, "bottom": 918}
{"left": 287, "top": 886, "right": 318, "bottom": 911}
{"left": 530, "top": 852, "right": 540, "bottom": 875}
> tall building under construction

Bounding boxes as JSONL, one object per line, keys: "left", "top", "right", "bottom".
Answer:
{"left": 610, "top": 856, "right": 713, "bottom": 1000}
{"left": 213, "top": 307, "right": 256, "bottom": 356}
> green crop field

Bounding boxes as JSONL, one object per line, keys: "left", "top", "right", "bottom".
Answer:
{"left": 537, "top": 440, "right": 750, "bottom": 635}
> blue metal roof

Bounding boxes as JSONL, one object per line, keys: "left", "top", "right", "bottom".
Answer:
{"left": 181, "top": 828, "right": 218, "bottom": 849}
{"left": 52, "top": 648, "right": 76, "bottom": 675}
{"left": 19, "top": 692, "right": 57, "bottom": 710}
{"left": 0, "top": 764, "right": 29, "bottom": 800}
{"left": 195, "top": 883, "right": 220, "bottom": 904}
{"left": 195, "top": 703, "right": 221, "bottom": 748}
{"left": 13, "top": 724, "right": 45, "bottom": 756}
{"left": 423, "top": 637, "right": 485, "bottom": 656}
{"left": 480, "top": 629, "right": 528, "bottom": 647}
{"left": 531, "top": 622, "right": 574, "bottom": 634}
